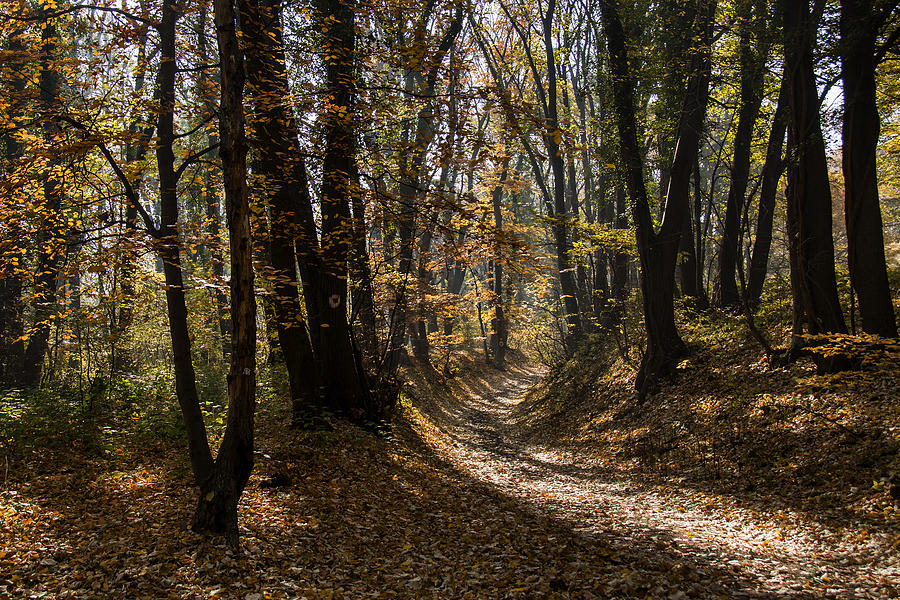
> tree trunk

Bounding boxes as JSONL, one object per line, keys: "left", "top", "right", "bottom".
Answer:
{"left": 840, "top": 0, "right": 897, "bottom": 337}
{"left": 747, "top": 68, "right": 789, "bottom": 309}
{"left": 155, "top": 0, "right": 214, "bottom": 485}
{"left": 490, "top": 160, "right": 510, "bottom": 370}
{"left": 349, "top": 165, "right": 378, "bottom": 365}
{"left": 601, "top": 0, "right": 715, "bottom": 396}
{"left": 540, "top": 0, "right": 582, "bottom": 348}
{"left": 782, "top": 0, "right": 848, "bottom": 359}
{"left": 195, "top": 3, "right": 231, "bottom": 361}
{"left": 315, "top": 0, "right": 375, "bottom": 420}
{"left": 240, "top": 0, "right": 323, "bottom": 424}
{"left": 0, "top": 26, "right": 28, "bottom": 386}
{"left": 715, "top": 0, "right": 767, "bottom": 308}
{"left": 20, "top": 8, "right": 65, "bottom": 388}
{"left": 193, "top": 0, "right": 256, "bottom": 547}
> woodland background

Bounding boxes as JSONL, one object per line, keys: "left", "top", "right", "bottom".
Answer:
{"left": 1, "top": 0, "right": 900, "bottom": 568}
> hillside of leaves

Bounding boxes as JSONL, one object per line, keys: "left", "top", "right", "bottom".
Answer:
{"left": 514, "top": 300, "right": 900, "bottom": 558}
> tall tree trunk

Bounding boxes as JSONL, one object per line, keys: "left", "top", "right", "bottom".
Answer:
{"left": 840, "top": 0, "right": 897, "bottom": 337}
{"left": 715, "top": 0, "right": 767, "bottom": 308}
{"left": 678, "top": 179, "right": 702, "bottom": 304}
{"left": 155, "top": 0, "right": 214, "bottom": 485}
{"left": 782, "top": 0, "right": 848, "bottom": 352}
{"left": 601, "top": 0, "right": 715, "bottom": 396}
{"left": 747, "top": 68, "right": 789, "bottom": 309}
{"left": 193, "top": 0, "right": 256, "bottom": 547}
{"left": 0, "top": 25, "right": 28, "bottom": 386}
{"left": 20, "top": 7, "right": 65, "bottom": 388}
{"left": 540, "top": 0, "right": 582, "bottom": 348}
{"left": 349, "top": 165, "right": 378, "bottom": 365}
{"left": 240, "top": 0, "right": 323, "bottom": 424}
{"left": 390, "top": 13, "right": 462, "bottom": 369}
{"left": 490, "top": 160, "right": 510, "bottom": 369}
{"left": 316, "top": 0, "right": 375, "bottom": 419}
{"left": 195, "top": 3, "right": 231, "bottom": 361}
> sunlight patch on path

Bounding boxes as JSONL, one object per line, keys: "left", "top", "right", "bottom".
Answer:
{"left": 429, "top": 370, "right": 899, "bottom": 599}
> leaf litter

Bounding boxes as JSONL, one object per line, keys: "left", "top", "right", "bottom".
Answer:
{"left": 0, "top": 341, "right": 897, "bottom": 599}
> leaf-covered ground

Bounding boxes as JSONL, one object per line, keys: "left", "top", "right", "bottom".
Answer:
{"left": 2, "top": 336, "right": 898, "bottom": 599}
{"left": 509, "top": 320, "right": 900, "bottom": 598}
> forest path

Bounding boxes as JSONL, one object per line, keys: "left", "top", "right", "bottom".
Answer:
{"left": 425, "top": 365, "right": 898, "bottom": 599}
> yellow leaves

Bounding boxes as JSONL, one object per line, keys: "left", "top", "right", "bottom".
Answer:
{"left": 551, "top": 129, "right": 562, "bottom": 146}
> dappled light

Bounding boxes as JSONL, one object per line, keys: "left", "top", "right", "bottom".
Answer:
{"left": 2, "top": 0, "right": 900, "bottom": 596}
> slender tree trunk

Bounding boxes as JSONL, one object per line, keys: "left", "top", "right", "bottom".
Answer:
{"left": 490, "top": 160, "right": 510, "bottom": 369}
{"left": 193, "top": 0, "right": 256, "bottom": 547}
{"left": 240, "top": 0, "right": 323, "bottom": 423}
{"left": 20, "top": 7, "right": 65, "bottom": 388}
{"left": 747, "top": 68, "right": 789, "bottom": 309}
{"left": 541, "top": 0, "right": 582, "bottom": 348}
{"left": 611, "top": 187, "right": 630, "bottom": 320}
{"left": 716, "top": 0, "right": 767, "bottom": 308}
{"left": 155, "top": 0, "right": 214, "bottom": 485}
{"left": 840, "top": 0, "right": 897, "bottom": 337}
{"left": 389, "top": 14, "right": 461, "bottom": 369}
{"left": 316, "top": 0, "right": 375, "bottom": 420}
{"left": 195, "top": 4, "right": 231, "bottom": 360}
{"left": 349, "top": 165, "right": 378, "bottom": 364}
{"left": 0, "top": 26, "right": 28, "bottom": 386}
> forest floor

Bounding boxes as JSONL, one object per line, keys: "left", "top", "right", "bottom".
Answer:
{"left": 1, "top": 336, "right": 899, "bottom": 599}
{"left": 407, "top": 350, "right": 900, "bottom": 599}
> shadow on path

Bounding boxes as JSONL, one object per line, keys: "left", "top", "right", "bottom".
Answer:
{"left": 413, "top": 366, "right": 898, "bottom": 599}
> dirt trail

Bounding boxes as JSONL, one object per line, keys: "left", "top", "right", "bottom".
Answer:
{"left": 427, "top": 368, "right": 899, "bottom": 599}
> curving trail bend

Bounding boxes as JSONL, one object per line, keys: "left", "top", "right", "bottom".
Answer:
{"left": 425, "top": 368, "right": 899, "bottom": 599}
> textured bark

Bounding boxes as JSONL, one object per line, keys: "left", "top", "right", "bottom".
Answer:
{"left": 315, "top": 0, "right": 374, "bottom": 419}
{"left": 489, "top": 161, "right": 510, "bottom": 370}
{"left": 540, "top": 0, "right": 582, "bottom": 347}
{"left": 195, "top": 4, "right": 231, "bottom": 361}
{"left": 0, "top": 27, "right": 28, "bottom": 386}
{"left": 782, "top": 0, "right": 847, "bottom": 357}
{"left": 601, "top": 0, "right": 715, "bottom": 396}
{"left": 840, "top": 0, "right": 897, "bottom": 337}
{"left": 390, "top": 12, "right": 462, "bottom": 369}
{"left": 193, "top": 0, "right": 256, "bottom": 547}
{"left": 240, "top": 0, "right": 323, "bottom": 423}
{"left": 349, "top": 165, "right": 378, "bottom": 365}
{"left": 747, "top": 68, "right": 789, "bottom": 309}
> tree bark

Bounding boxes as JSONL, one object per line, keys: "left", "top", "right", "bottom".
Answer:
{"left": 601, "top": 0, "right": 715, "bottom": 396}
{"left": 19, "top": 7, "right": 65, "bottom": 388}
{"left": 193, "top": 0, "right": 256, "bottom": 547}
{"left": 155, "top": 0, "right": 214, "bottom": 485}
{"left": 490, "top": 160, "right": 510, "bottom": 369}
{"left": 840, "top": 0, "right": 897, "bottom": 337}
{"left": 715, "top": 0, "right": 767, "bottom": 308}
{"left": 782, "top": 0, "right": 848, "bottom": 355}
{"left": 315, "top": 0, "right": 375, "bottom": 419}
{"left": 0, "top": 25, "right": 28, "bottom": 386}
{"left": 540, "top": 0, "right": 582, "bottom": 348}
{"left": 239, "top": 0, "right": 323, "bottom": 424}
{"left": 390, "top": 12, "right": 462, "bottom": 369}
{"left": 747, "top": 68, "right": 789, "bottom": 309}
